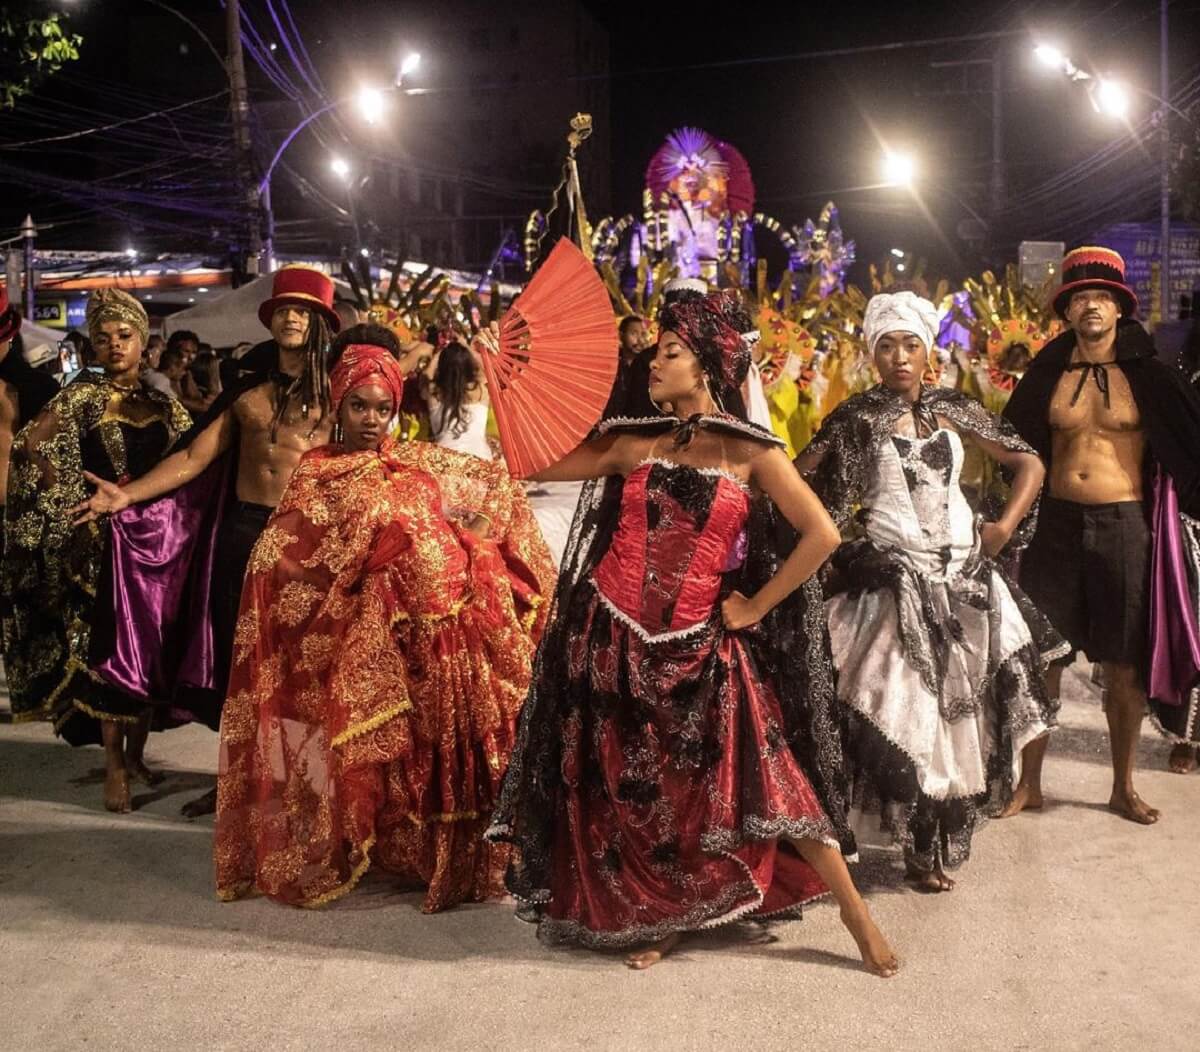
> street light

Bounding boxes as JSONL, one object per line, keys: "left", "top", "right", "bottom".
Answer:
{"left": 1032, "top": 43, "right": 1089, "bottom": 82}
{"left": 330, "top": 155, "right": 352, "bottom": 181}
{"left": 398, "top": 52, "right": 421, "bottom": 84}
{"left": 1033, "top": 44, "right": 1065, "bottom": 70}
{"left": 1093, "top": 78, "right": 1132, "bottom": 119}
{"left": 260, "top": 58, "right": 425, "bottom": 269}
{"left": 356, "top": 86, "right": 389, "bottom": 125}
{"left": 1032, "top": 30, "right": 1182, "bottom": 322}
{"left": 882, "top": 151, "right": 916, "bottom": 188}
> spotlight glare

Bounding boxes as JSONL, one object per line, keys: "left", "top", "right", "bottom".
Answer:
{"left": 1095, "top": 77, "right": 1131, "bottom": 119}
{"left": 356, "top": 86, "right": 387, "bottom": 125}
{"left": 1034, "top": 44, "right": 1065, "bottom": 70}
{"left": 882, "top": 151, "right": 916, "bottom": 188}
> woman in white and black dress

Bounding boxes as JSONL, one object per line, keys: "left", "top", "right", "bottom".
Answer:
{"left": 796, "top": 292, "right": 1066, "bottom": 892}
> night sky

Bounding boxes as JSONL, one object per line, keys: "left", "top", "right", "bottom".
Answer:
{"left": 2, "top": 1, "right": 1193, "bottom": 285}
{"left": 596, "top": 0, "right": 1192, "bottom": 280}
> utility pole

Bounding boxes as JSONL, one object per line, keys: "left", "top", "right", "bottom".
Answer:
{"left": 990, "top": 56, "right": 1006, "bottom": 220}
{"left": 20, "top": 215, "right": 36, "bottom": 320}
{"left": 1160, "top": 0, "right": 1171, "bottom": 322}
{"left": 226, "top": 0, "right": 262, "bottom": 279}
{"left": 927, "top": 54, "right": 1006, "bottom": 262}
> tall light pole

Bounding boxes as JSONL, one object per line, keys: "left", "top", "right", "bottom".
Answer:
{"left": 259, "top": 56, "right": 420, "bottom": 270}
{"left": 20, "top": 214, "right": 36, "bottom": 320}
{"left": 928, "top": 54, "right": 1007, "bottom": 232}
{"left": 225, "top": 0, "right": 261, "bottom": 278}
{"left": 1159, "top": 0, "right": 1170, "bottom": 322}
{"left": 1035, "top": 24, "right": 1181, "bottom": 322}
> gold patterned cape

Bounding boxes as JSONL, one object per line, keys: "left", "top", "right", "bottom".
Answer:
{"left": 2, "top": 373, "right": 189, "bottom": 740}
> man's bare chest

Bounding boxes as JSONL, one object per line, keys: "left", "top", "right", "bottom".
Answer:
{"left": 1048, "top": 366, "right": 1141, "bottom": 434}
{"left": 234, "top": 387, "right": 331, "bottom": 453}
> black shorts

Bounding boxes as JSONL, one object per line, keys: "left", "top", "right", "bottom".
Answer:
{"left": 1020, "top": 496, "right": 1150, "bottom": 674}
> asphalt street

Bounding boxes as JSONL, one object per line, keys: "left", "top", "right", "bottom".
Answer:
{"left": 1, "top": 659, "right": 1196, "bottom": 1052}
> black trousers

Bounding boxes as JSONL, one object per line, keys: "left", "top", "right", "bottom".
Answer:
{"left": 209, "top": 500, "right": 273, "bottom": 713}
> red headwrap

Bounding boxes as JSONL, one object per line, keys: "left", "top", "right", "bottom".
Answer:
{"left": 330, "top": 343, "right": 405, "bottom": 413}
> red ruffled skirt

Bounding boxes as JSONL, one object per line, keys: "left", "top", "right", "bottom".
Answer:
{"left": 536, "top": 587, "right": 834, "bottom": 947}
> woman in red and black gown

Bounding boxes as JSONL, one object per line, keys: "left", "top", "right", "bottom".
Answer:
{"left": 488, "top": 291, "right": 898, "bottom": 974}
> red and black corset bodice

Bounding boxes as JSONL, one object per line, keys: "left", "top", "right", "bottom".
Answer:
{"left": 591, "top": 459, "right": 751, "bottom": 642}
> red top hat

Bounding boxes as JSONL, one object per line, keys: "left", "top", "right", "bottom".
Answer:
{"left": 0, "top": 285, "right": 21, "bottom": 344}
{"left": 1051, "top": 246, "right": 1138, "bottom": 319}
{"left": 258, "top": 265, "right": 341, "bottom": 334}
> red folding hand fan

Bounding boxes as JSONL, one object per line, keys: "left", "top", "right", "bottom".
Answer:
{"left": 477, "top": 238, "right": 618, "bottom": 478}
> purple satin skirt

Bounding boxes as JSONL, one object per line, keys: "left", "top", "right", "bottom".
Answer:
{"left": 91, "top": 459, "right": 229, "bottom": 711}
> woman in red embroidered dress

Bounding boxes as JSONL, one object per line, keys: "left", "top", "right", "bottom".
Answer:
{"left": 214, "top": 330, "right": 555, "bottom": 911}
{"left": 488, "top": 292, "right": 898, "bottom": 974}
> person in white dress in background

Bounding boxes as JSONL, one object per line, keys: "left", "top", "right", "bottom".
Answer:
{"left": 425, "top": 340, "right": 493, "bottom": 460}
{"left": 796, "top": 292, "right": 1066, "bottom": 893}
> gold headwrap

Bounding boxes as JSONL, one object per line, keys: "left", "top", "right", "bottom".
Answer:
{"left": 86, "top": 287, "right": 149, "bottom": 346}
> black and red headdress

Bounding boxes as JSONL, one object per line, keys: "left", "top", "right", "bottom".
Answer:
{"left": 656, "top": 290, "right": 752, "bottom": 393}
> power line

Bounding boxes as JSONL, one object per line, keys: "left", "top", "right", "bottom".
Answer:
{"left": 0, "top": 91, "right": 229, "bottom": 149}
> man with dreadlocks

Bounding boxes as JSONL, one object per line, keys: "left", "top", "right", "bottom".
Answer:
{"left": 74, "top": 266, "right": 339, "bottom": 816}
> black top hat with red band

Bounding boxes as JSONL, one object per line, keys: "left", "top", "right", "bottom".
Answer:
{"left": 0, "top": 285, "right": 21, "bottom": 344}
{"left": 1052, "top": 246, "right": 1138, "bottom": 319}
{"left": 258, "top": 264, "right": 341, "bottom": 333}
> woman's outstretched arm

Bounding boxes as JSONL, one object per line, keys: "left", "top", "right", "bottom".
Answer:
{"left": 524, "top": 433, "right": 647, "bottom": 483}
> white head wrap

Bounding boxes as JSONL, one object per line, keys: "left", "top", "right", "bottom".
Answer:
{"left": 863, "top": 291, "right": 939, "bottom": 354}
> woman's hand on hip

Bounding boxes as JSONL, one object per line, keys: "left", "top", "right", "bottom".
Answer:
{"left": 721, "top": 590, "right": 764, "bottom": 631}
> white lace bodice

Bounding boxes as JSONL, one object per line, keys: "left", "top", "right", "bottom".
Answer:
{"left": 860, "top": 428, "right": 977, "bottom": 577}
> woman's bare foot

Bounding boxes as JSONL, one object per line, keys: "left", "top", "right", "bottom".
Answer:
{"left": 1167, "top": 744, "right": 1197, "bottom": 775}
{"left": 181, "top": 786, "right": 218, "bottom": 819}
{"left": 625, "top": 932, "right": 681, "bottom": 970}
{"left": 104, "top": 766, "right": 131, "bottom": 813}
{"left": 839, "top": 904, "right": 899, "bottom": 978}
{"left": 1108, "top": 790, "right": 1160, "bottom": 825}
{"left": 126, "top": 758, "right": 164, "bottom": 787}
{"left": 905, "top": 863, "right": 955, "bottom": 893}
{"left": 998, "top": 783, "right": 1043, "bottom": 818}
